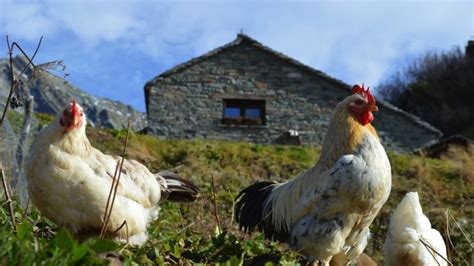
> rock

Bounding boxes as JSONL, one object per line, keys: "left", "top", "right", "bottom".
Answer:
{"left": 98, "top": 252, "right": 124, "bottom": 266}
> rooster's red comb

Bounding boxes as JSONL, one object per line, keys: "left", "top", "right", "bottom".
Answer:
{"left": 352, "top": 84, "right": 375, "bottom": 106}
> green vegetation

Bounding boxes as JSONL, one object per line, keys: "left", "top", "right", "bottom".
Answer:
{"left": 5, "top": 111, "right": 24, "bottom": 135}
{"left": 5, "top": 111, "right": 55, "bottom": 134}
{"left": 1, "top": 125, "right": 472, "bottom": 265}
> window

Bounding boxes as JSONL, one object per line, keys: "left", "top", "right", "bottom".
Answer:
{"left": 222, "top": 99, "right": 266, "bottom": 125}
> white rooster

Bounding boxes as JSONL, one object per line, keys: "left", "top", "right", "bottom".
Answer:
{"left": 384, "top": 192, "right": 448, "bottom": 266}
{"left": 235, "top": 85, "right": 392, "bottom": 265}
{"left": 25, "top": 101, "right": 199, "bottom": 245}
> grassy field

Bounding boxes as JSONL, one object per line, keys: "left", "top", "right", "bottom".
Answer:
{"left": 1, "top": 120, "right": 472, "bottom": 265}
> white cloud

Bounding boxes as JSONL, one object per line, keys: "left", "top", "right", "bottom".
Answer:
{"left": 1, "top": 0, "right": 472, "bottom": 111}
{"left": 1, "top": 0, "right": 144, "bottom": 47}
{"left": 44, "top": 1, "right": 143, "bottom": 45}
{"left": 0, "top": 0, "right": 57, "bottom": 41}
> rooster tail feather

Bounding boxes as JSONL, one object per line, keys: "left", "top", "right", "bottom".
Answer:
{"left": 234, "top": 181, "right": 289, "bottom": 242}
{"left": 159, "top": 172, "right": 199, "bottom": 203}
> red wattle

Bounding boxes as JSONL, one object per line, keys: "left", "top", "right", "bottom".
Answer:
{"left": 360, "top": 111, "right": 374, "bottom": 125}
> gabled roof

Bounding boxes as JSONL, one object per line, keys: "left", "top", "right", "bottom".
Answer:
{"left": 145, "top": 33, "right": 348, "bottom": 86}
{"left": 145, "top": 33, "right": 442, "bottom": 137}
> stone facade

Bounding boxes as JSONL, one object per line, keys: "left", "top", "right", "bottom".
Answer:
{"left": 145, "top": 34, "right": 442, "bottom": 152}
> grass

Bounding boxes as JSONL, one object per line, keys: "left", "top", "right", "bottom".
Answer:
{"left": 1, "top": 121, "right": 472, "bottom": 265}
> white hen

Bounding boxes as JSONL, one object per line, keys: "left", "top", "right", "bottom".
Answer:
{"left": 384, "top": 192, "right": 448, "bottom": 266}
{"left": 26, "top": 101, "right": 199, "bottom": 245}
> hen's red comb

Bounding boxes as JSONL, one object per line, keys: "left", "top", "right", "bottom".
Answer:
{"left": 352, "top": 84, "right": 375, "bottom": 106}
{"left": 71, "top": 100, "right": 78, "bottom": 117}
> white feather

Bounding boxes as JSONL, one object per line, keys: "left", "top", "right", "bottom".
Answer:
{"left": 384, "top": 192, "right": 448, "bottom": 266}
{"left": 25, "top": 103, "right": 166, "bottom": 245}
{"left": 265, "top": 129, "right": 391, "bottom": 263}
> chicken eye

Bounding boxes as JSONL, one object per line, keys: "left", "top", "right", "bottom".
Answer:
{"left": 355, "top": 99, "right": 365, "bottom": 105}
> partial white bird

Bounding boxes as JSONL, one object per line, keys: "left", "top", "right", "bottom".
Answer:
{"left": 26, "top": 100, "right": 199, "bottom": 245}
{"left": 235, "top": 85, "right": 392, "bottom": 265}
{"left": 384, "top": 192, "right": 448, "bottom": 266}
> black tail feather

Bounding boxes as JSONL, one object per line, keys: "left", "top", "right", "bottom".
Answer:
{"left": 160, "top": 172, "right": 199, "bottom": 203}
{"left": 234, "top": 181, "right": 289, "bottom": 242}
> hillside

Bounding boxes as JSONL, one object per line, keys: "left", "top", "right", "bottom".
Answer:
{"left": 378, "top": 47, "right": 474, "bottom": 139}
{"left": 0, "top": 56, "right": 146, "bottom": 130}
{"left": 1, "top": 122, "right": 472, "bottom": 265}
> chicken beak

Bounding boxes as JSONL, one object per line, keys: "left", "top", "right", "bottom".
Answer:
{"left": 73, "top": 115, "right": 81, "bottom": 126}
{"left": 370, "top": 105, "right": 379, "bottom": 112}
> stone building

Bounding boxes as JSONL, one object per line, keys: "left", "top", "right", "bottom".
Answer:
{"left": 144, "top": 34, "right": 442, "bottom": 152}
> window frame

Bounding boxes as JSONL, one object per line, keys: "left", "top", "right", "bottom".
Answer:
{"left": 222, "top": 98, "right": 266, "bottom": 126}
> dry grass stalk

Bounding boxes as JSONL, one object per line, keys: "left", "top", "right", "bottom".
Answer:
{"left": 1, "top": 166, "right": 15, "bottom": 229}
{"left": 36, "top": 60, "right": 69, "bottom": 80}
{"left": 442, "top": 145, "right": 474, "bottom": 185}
{"left": 160, "top": 220, "right": 200, "bottom": 244}
{"left": 111, "top": 220, "right": 129, "bottom": 245}
{"left": 100, "top": 159, "right": 121, "bottom": 237}
{"left": 100, "top": 121, "right": 131, "bottom": 239}
{"left": 445, "top": 209, "right": 470, "bottom": 265}
{"left": 210, "top": 173, "right": 222, "bottom": 233}
{"left": 22, "top": 197, "right": 30, "bottom": 220}
{"left": 446, "top": 211, "right": 472, "bottom": 248}
{"left": 419, "top": 238, "right": 453, "bottom": 266}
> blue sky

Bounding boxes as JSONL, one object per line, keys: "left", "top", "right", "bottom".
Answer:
{"left": 1, "top": 0, "right": 472, "bottom": 112}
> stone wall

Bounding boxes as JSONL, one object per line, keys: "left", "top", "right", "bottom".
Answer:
{"left": 146, "top": 39, "right": 440, "bottom": 152}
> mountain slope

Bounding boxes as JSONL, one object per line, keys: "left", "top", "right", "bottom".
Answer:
{"left": 0, "top": 56, "right": 146, "bottom": 130}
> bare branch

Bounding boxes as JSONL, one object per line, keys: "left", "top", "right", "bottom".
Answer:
{"left": 1, "top": 35, "right": 42, "bottom": 126}
{"left": 0, "top": 36, "right": 19, "bottom": 126}
{"left": 11, "top": 36, "right": 42, "bottom": 80}
{"left": 15, "top": 94, "right": 34, "bottom": 172}
{"left": 0, "top": 36, "right": 42, "bottom": 224}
